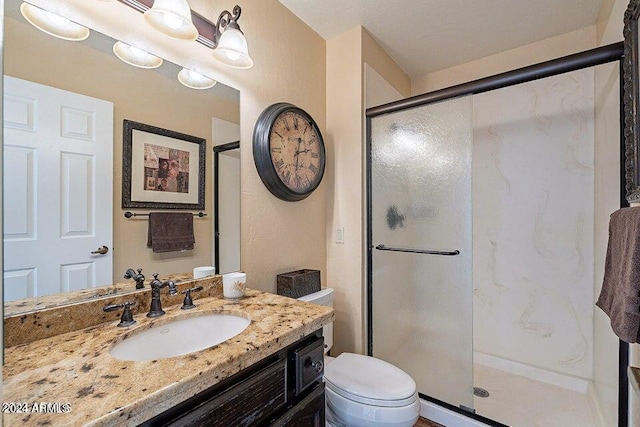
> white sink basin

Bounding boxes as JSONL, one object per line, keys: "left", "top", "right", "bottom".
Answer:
{"left": 109, "top": 313, "right": 251, "bottom": 361}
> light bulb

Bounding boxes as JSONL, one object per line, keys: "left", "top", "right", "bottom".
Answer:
{"left": 20, "top": 3, "right": 90, "bottom": 41}
{"left": 113, "top": 41, "right": 163, "bottom": 69}
{"left": 129, "top": 45, "right": 145, "bottom": 56}
{"left": 212, "top": 27, "right": 253, "bottom": 69}
{"left": 178, "top": 68, "right": 217, "bottom": 89}
{"left": 143, "top": 0, "right": 198, "bottom": 40}
{"left": 225, "top": 51, "right": 241, "bottom": 62}
{"left": 162, "top": 12, "right": 183, "bottom": 30}
{"left": 45, "top": 11, "right": 70, "bottom": 26}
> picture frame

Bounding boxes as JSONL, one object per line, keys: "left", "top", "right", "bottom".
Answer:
{"left": 623, "top": 0, "right": 640, "bottom": 203}
{"left": 122, "top": 119, "right": 206, "bottom": 209}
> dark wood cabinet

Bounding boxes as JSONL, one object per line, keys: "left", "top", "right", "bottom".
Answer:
{"left": 270, "top": 383, "right": 325, "bottom": 427}
{"left": 141, "top": 330, "right": 325, "bottom": 427}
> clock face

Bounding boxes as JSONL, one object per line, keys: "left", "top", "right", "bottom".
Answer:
{"left": 253, "top": 103, "right": 325, "bottom": 201}
{"left": 269, "top": 111, "right": 323, "bottom": 194}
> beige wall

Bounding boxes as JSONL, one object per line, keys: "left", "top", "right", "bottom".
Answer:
{"left": 202, "top": 0, "right": 327, "bottom": 293}
{"left": 326, "top": 27, "right": 364, "bottom": 355}
{"left": 412, "top": 26, "right": 597, "bottom": 95}
{"left": 362, "top": 30, "right": 411, "bottom": 97}
{"left": 326, "top": 26, "right": 410, "bottom": 355}
{"left": 4, "top": 16, "right": 239, "bottom": 281}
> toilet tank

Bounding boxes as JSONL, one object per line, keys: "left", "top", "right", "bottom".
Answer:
{"left": 297, "top": 288, "right": 334, "bottom": 354}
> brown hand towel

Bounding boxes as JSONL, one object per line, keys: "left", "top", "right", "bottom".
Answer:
{"left": 147, "top": 212, "right": 195, "bottom": 253}
{"left": 596, "top": 207, "right": 640, "bottom": 343}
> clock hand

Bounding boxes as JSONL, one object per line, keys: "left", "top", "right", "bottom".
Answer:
{"left": 294, "top": 138, "right": 303, "bottom": 172}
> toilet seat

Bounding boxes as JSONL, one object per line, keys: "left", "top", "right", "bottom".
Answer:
{"left": 324, "top": 353, "right": 418, "bottom": 407}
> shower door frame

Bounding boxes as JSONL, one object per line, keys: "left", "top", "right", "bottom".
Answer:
{"left": 213, "top": 140, "right": 240, "bottom": 274}
{"left": 365, "top": 42, "right": 627, "bottom": 427}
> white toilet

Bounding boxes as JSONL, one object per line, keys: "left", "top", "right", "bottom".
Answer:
{"left": 298, "top": 288, "right": 421, "bottom": 427}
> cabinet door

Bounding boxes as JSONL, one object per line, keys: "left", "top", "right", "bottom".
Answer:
{"left": 165, "top": 359, "right": 287, "bottom": 427}
{"left": 270, "top": 383, "right": 325, "bottom": 427}
{"left": 294, "top": 337, "right": 324, "bottom": 396}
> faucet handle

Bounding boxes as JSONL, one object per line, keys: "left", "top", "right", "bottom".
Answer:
{"left": 149, "top": 273, "right": 162, "bottom": 289}
{"left": 181, "top": 286, "right": 204, "bottom": 310}
{"left": 104, "top": 301, "right": 136, "bottom": 327}
{"left": 135, "top": 268, "right": 145, "bottom": 289}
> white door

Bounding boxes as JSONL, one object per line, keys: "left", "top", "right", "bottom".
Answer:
{"left": 3, "top": 76, "right": 113, "bottom": 301}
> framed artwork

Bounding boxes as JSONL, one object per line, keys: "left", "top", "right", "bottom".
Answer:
{"left": 623, "top": 0, "right": 640, "bottom": 203}
{"left": 122, "top": 119, "right": 206, "bottom": 209}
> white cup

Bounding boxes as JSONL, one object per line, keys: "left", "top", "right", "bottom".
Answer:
{"left": 223, "top": 272, "right": 246, "bottom": 299}
{"left": 193, "top": 266, "right": 216, "bottom": 279}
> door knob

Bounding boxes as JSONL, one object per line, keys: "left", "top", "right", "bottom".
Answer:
{"left": 91, "top": 245, "right": 109, "bottom": 255}
{"left": 305, "top": 357, "right": 323, "bottom": 374}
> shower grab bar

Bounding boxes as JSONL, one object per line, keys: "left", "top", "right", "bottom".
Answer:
{"left": 374, "top": 244, "right": 460, "bottom": 256}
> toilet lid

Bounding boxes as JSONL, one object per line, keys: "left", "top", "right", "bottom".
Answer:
{"left": 324, "top": 353, "right": 418, "bottom": 407}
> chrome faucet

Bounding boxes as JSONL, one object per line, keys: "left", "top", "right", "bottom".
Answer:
{"left": 124, "top": 268, "right": 145, "bottom": 289}
{"left": 147, "top": 273, "right": 177, "bottom": 318}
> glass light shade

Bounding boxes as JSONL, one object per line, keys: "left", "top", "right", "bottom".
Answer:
{"left": 212, "top": 27, "right": 253, "bottom": 69}
{"left": 20, "top": 3, "right": 89, "bottom": 42}
{"left": 144, "top": 0, "right": 198, "bottom": 41}
{"left": 113, "top": 41, "right": 163, "bottom": 69}
{"left": 177, "top": 68, "right": 217, "bottom": 89}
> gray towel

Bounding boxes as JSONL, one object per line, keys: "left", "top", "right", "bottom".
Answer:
{"left": 147, "top": 212, "right": 195, "bottom": 253}
{"left": 596, "top": 208, "right": 640, "bottom": 343}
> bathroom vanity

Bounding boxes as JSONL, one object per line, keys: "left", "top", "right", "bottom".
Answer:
{"left": 2, "top": 278, "right": 333, "bottom": 426}
{"left": 143, "top": 331, "right": 326, "bottom": 426}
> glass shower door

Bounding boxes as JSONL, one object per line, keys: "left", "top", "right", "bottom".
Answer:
{"left": 369, "top": 96, "right": 474, "bottom": 410}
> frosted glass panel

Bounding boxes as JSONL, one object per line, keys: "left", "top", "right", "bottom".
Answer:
{"left": 370, "top": 96, "right": 473, "bottom": 409}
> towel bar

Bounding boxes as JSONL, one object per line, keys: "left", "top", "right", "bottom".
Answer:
{"left": 124, "top": 211, "right": 207, "bottom": 218}
{"left": 374, "top": 244, "right": 460, "bottom": 256}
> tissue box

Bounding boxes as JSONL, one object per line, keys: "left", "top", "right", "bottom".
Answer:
{"left": 277, "top": 269, "right": 321, "bottom": 298}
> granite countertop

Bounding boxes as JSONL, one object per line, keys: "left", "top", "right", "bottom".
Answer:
{"left": 4, "top": 273, "right": 195, "bottom": 317}
{"left": 2, "top": 289, "right": 334, "bottom": 426}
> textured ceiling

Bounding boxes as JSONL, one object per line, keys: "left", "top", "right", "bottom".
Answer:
{"left": 279, "top": 0, "right": 603, "bottom": 78}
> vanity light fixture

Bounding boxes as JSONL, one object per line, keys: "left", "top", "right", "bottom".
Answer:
{"left": 20, "top": 2, "right": 90, "bottom": 42}
{"left": 117, "top": 1, "right": 253, "bottom": 69}
{"left": 210, "top": 6, "right": 253, "bottom": 69}
{"left": 177, "top": 68, "right": 217, "bottom": 90}
{"left": 144, "top": 0, "right": 198, "bottom": 41}
{"left": 113, "top": 41, "right": 163, "bottom": 69}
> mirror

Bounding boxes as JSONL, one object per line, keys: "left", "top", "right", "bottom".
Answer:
{"left": 624, "top": 0, "right": 640, "bottom": 203}
{"left": 3, "top": 0, "right": 241, "bottom": 315}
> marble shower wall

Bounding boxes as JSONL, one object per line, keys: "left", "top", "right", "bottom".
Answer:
{"left": 472, "top": 68, "right": 595, "bottom": 380}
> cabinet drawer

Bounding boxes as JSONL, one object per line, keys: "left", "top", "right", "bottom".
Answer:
{"left": 166, "top": 358, "right": 287, "bottom": 427}
{"left": 294, "top": 336, "right": 324, "bottom": 396}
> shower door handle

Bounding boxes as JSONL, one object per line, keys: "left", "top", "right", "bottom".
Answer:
{"left": 374, "top": 244, "right": 460, "bottom": 256}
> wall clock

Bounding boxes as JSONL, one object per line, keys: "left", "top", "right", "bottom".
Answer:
{"left": 253, "top": 103, "right": 326, "bottom": 201}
